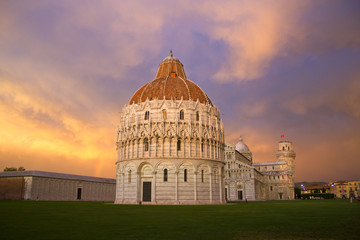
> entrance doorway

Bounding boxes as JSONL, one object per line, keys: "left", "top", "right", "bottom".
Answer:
{"left": 238, "top": 191, "right": 243, "bottom": 200}
{"left": 279, "top": 193, "right": 283, "bottom": 200}
{"left": 77, "top": 188, "right": 82, "bottom": 200}
{"left": 142, "top": 182, "right": 151, "bottom": 202}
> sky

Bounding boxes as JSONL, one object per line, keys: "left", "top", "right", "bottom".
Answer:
{"left": 0, "top": 0, "right": 359, "bottom": 182}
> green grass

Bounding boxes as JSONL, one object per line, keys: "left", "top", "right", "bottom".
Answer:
{"left": 0, "top": 200, "right": 359, "bottom": 240}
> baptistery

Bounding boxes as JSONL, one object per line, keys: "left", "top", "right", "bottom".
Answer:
{"left": 115, "top": 51, "right": 225, "bottom": 204}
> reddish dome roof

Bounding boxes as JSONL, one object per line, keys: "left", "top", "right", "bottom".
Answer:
{"left": 129, "top": 51, "right": 213, "bottom": 106}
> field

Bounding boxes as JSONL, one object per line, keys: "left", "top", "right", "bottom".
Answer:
{"left": 0, "top": 200, "right": 359, "bottom": 240}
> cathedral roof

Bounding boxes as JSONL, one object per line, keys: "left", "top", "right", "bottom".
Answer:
{"left": 129, "top": 51, "right": 213, "bottom": 106}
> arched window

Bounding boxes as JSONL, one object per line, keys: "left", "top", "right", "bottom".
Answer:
{"left": 144, "top": 111, "right": 149, "bottom": 120}
{"left": 177, "top": 139, "right": 181, "bottom": 151}
{"left": 164, "top": 169, "right": 168, "bottom": 182}
{"left": 128, "top": 170, "right": 132, "bottom": 183}
{"left": 201, "top": 170, "right": 204, "bottom": 183}
{"left": 214, "top": 170, "right": 217, "bottom": 183}
{"left": 184, "top": 169, "right": 187, "bottom": 182}
{"left": 162, "top": 109, "right": 167, "bottom": 119}
{"left": 196, "top": 111, "right": 199, "bottom": 121}
{"left": 180, "top": 110, "right": 184, "bottom": 120}
{"left": 201, "top": 142, "right": 204, "bottom": 152}
{"left": 282, "top": 146, "right": 285, "bottom": 150}
{"left": 270, "top": 186, "right": 273, "bottom": 191}
{"left": 144, "top": 138, "right": 149, "bottom": 152}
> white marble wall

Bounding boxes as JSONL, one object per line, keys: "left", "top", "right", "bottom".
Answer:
{"left": 28, "top": 177, "right": 115, "bottom": 201}
{"left": 115, "top": 159, "right": 225, "bottom": 204}
{"left": 115, "top": 99, "right": 225, "bottom": 205}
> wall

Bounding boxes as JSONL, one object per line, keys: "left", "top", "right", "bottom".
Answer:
{"left": 30, "top": 177, "right": 115, "bottom": 201}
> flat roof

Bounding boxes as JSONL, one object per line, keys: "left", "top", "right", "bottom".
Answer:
{"left": 253, "top": 161, "right": 286, "bottom": 166}
{"left": 0, "top": 170, "right": 116, "bottom": 184}
{"left": 261, "top": 171, "right": 289, "bottom": 176}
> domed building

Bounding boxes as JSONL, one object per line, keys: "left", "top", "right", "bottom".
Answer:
{"left": 224, "top": 137, "right": 296, "bottom": 201}
{"left": 115, "top": 51, "right": 225, "bottom": 204}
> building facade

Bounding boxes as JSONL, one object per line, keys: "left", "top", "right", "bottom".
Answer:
{"left": 225, "top": 138, "right": 296, "bottom": 201}
{"left": 0, "top": 171, "right": 115, "bottom": 201}
{"left": 329, "top": 180, "right": 360, "bottom": 198}
{"left": 115, "top": 52, "right": 225, "bottom": 204}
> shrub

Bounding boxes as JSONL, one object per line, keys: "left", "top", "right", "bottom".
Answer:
{"left": 302, "top": 193, "right": 334, "bottom": 199}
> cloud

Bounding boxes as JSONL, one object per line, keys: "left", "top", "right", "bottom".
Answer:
{"left": 0, "top": 0, "right": 359, "bottom": 181}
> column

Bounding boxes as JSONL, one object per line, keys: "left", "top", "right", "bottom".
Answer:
{"left": 162, "top": 138, "right": 165, "bottom": 157}
{"left": 136, "top": 171, "right": 140, "bottom": 203}
{"left": 219, "top": 168, "right": 223, "bottom": 203}
{"left": 121, "top": 172, "right": 125, "bottom": 203}
{"left": 175, "top": 171, "right": 179, "bottom": 203}
{"left": 189, "top": 139, "right": 192, "bottom": 157}
{"left": 155, "top": 138, "right": 158, "bottom": 157}
{"left": 194, "top": 171, "right": 198, "bottom": 202}
{"left": 183, "top": 139, "right": 186, "bottom": 157}
{"left": 152, "top": 171, "right": 157, "bottom": 203}
{"left": 210, "top": 172, "right": 213, "bottom": 202}
{"left": 136, "top": 140, "right": 139, "bottom": 158}
{"left": 149, "top": 138, "right": 152, "bottom": 157}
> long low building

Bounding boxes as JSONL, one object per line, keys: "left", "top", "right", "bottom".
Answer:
{"left": 0, "top": 171, "right": 116, "bottom": 201}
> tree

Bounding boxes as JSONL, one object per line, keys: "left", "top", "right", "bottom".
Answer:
{"left": 4, "top": 167, "right": 18, "bottom": 172}
{"left": 3, "top": 166, "right": 26, "bottom": 172}
{"left": 295, "top": 187, "right": 302, "bottom": 199}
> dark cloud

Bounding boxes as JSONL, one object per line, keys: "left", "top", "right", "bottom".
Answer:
{"left": 0, "top": 0, "right": 359, "bottom": 181}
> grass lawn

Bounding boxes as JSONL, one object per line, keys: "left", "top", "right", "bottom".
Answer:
{"left": 0, "top": 200, "right": 359, "bottom": 240}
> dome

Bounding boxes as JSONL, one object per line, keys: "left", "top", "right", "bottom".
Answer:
{"left": 129, "top": 51, "right": 213, "bottom": 106}
{"left": 235, "top": 137, "right": 250, "bottom": 152}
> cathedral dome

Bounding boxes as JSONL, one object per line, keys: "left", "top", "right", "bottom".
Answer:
{"left": 235, "top": 137, "right": 250, "bottom": 152}
{"left": 129, "top": 51, "right": 212, "bottom": 106}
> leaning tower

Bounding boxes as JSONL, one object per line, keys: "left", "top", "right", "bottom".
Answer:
{"left": 276, "top": 140, "right": 296, "bottom": 199}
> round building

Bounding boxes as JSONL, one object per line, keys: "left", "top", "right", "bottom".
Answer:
{"left": 115, "top": 52, "right": 225, "bottom": 204}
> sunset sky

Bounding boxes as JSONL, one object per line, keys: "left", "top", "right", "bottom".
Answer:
{"left": 1, "top": 0, "right": 359, "bottom": 182}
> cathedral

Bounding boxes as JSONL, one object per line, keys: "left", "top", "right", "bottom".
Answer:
{"left": 115, "top": 52, "right": 295, "bottom": 204}
{"left": 224, "top": 138, "right": 295, "bottom": 201}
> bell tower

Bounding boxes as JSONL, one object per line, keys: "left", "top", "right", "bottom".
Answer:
{"left": 276, "top": 139, "right": 296, "bottom": 199}
{"left": 277, "top": 141, "right": 296, "bottom": 171}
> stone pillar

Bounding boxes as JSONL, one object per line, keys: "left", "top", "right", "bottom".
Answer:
{"left": 210, "top": 172, "right": 213, "bottom": 202}
{"left": 149, "top": 138, "right": 152, "bottom": 157}
{"left": 136, "top": 140, "right": 139, "bottom": 158}
{"left": 219, "top": 169, "right": 224, "bottom": 203}
{"left": 162, "top": 138, "right": 165, "bottom": 157}
{"left": 189, "top": 138, "right": 192, "bottom": 157}
{"left": 121, "top": 172, "right": 125, "bottom": 203}
{"left": 183, "top": 139, "right": 186, "bottom": 157}
{"left": 194, "top": 171, "right": 198, "bottom": 202}
{"left": 137, "top": 171, "right": 141, "bottom": 203}
{"left": 176, "top": 138, "right": 178, "bottom": 157}
{"left": 175, "top": 171, "right": 179, "bottom": 203}
{"left": 152, "top": 171, "right": 157, "bottom": 203}
{"left": 155, "top": 138, "right": 158, "bottom": 157}
{"left": 169, "top": 138, "right": 171, "bottom": 156}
